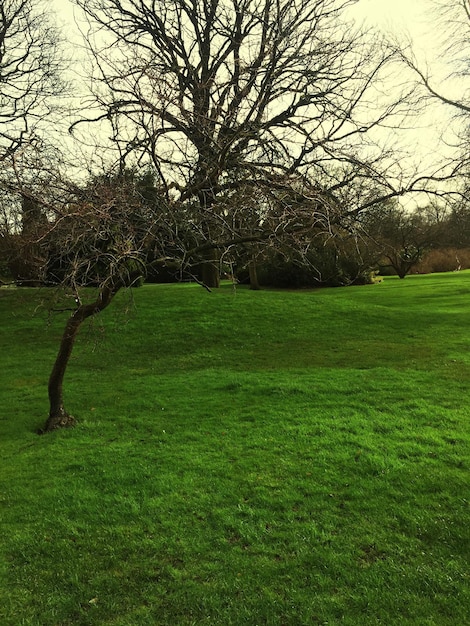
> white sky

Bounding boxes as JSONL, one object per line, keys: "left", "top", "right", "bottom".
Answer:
{"left": 353, "top": 0, "right": 427, "bottom": 28}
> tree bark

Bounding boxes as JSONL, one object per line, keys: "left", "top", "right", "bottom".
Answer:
{"left": 197, "top": 184, "right": 221, "bottom": 288}
{"left": 201, "top": 248, "right": 220, "bottom": 288}
{"left": 41, "top": 286, "right": 117, "bottom": 433}
{"left": 248, "top": 258, "right": 261, "bottom": 290}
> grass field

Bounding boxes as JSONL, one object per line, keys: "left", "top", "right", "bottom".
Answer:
{"left": 0, "top": 272, "right": 469, "bottom": 625}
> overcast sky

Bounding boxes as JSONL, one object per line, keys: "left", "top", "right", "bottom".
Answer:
{"left": 351, "top": 0, "right": 452, "bottom": 75}
{"left": 354, "top": 0, "right": 428, "bottom": 28}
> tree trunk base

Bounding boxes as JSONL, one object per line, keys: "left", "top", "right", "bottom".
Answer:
{"left": 248, "top": 260, "right": 261, "bottom": 290}
{"left": 39, "top": 411, "right": 77, "bottom": 434}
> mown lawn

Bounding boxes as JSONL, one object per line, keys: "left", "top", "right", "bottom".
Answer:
{"left": 0, "top": 273, "right": 469, "bottom": 625}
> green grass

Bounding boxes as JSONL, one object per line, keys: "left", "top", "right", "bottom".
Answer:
{"left": 0, "top": 273, "right": 469, "bottom": 625}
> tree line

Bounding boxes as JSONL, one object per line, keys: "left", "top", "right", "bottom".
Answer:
{"left": 4, "top": 177, "right": 470, "bottom": 290}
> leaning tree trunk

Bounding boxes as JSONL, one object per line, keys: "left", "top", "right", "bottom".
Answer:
{"left": 41, "top": 286, "right": 117, "bottom": 433}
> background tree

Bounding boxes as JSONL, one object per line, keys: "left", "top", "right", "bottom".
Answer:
{"left": 443, "top": 199, "right": 470, "bottom": 248}
{"left": 0, "top": 0, "right": 66, "bottom": 283}
{"left": 0, "top": 0, "right": 64, "bottom": 161}
{"left": 0, "top": 142, "right": 69, "bottom": 285}
{"left": 362, "top": 201, "right": 444, "bottom": 278}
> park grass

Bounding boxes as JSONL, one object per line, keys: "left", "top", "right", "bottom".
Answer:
{"left": 0, "top": 272, "right": 469, "bottom": 625}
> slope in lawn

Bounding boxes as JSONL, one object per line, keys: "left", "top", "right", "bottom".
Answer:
{"left": 0, "top": 273, "right": 468, "bottom": 625}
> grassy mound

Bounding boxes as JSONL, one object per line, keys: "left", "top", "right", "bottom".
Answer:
{"left": 0, "top": 273, "right": 468, "bottom": 625}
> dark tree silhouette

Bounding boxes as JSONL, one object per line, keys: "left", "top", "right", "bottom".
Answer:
{"left": 0, "top": 0, "right": 66, "bottom": 284}
{"left": 362, "top": 201, "right": 444, "bottom": 278}
{"left": 0, "top": 0, "right": 64, "bottom": 161}
{"left": 38, "top": 172, "right": 172, "bottom": 432}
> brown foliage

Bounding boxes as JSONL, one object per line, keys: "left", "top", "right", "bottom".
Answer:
{"left": 415, "top": 248, "right": 470, "bottom": 274}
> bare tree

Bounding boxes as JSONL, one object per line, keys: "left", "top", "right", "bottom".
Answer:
{"left": 0, "top": 0, "right": 65, "bottom": 161}
{"left": 407, "top": 0, "right": 470, "bottom": 112}
{"left": 0, "top": 0, "right": 67, "bottom": 284}
{"left": 362, "top": 200, "right": 444, "bottom": 278}
{"left": 33, "top": 170, "right": 177, "bottom": 432}
{"left": 6, "top": 0, "right": 452, "bottom": 433}
{"left": 71, "top": 0, "right": 420, "bottom": 286}
{"left": 399, "top": 0, "right": 470, "bottom": 180}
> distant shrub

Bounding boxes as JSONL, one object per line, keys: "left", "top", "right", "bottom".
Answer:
{"left": 415, "top": 248, "right": 470, "bottom": 274}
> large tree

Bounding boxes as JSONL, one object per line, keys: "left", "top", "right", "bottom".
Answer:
{"left": 72, "top": 0, "right": 418, "bottom": 286}
{"left": 0, "top": 0, "right": 66, "bottom": 282}
{"left": 9, "top": 0, "right": 447, "bottom": 433}
{"left": 0, "top": 0, "right": 64, "bottom": 161}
